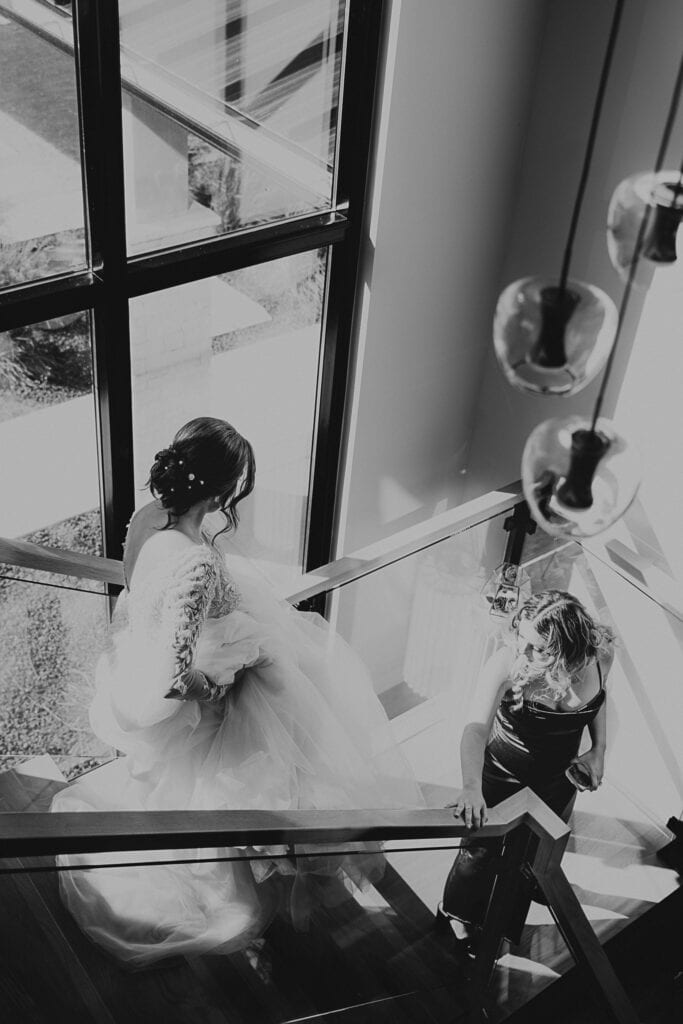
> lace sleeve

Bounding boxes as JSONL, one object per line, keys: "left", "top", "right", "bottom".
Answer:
{"left": 161, "top": 552, "right": 224, "bottom": 703}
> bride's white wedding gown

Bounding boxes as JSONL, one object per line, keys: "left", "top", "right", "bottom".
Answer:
{"left": 51, "top": 540, "right": 423, "bottom": 967}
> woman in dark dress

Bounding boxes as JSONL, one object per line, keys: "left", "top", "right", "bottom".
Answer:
{"left": 438, "top": 589, "right": 615, "bottom": 952}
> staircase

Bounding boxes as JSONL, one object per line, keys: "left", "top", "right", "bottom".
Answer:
{"left": 0, "top": 760, "right": 472, "bottom": 1024}
{"left": 2, "top": 758, "right": 681, "bottom": 1023}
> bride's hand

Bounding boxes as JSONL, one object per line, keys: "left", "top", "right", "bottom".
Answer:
{"left": 165, "top": 668, "right": 225, "bottom": 703}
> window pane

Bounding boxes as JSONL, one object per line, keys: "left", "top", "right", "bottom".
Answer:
{"left": 117, "top": 0, "right": 345, "bottom": 254}
{"left": 0, "top": 313, "right": 102, "bottom": 555}
{"left": 0, "top": 5, "right": 86, "bottom": 288}
{"left": 130, "top": 250, "right": 327, "bottom": 587}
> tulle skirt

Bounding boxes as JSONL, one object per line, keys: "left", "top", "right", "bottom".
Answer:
{"left": 51, "top": 566, "right": 424, "bottom": 967}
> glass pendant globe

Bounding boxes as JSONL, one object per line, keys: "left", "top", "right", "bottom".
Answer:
{"left": 607, "top": 171, "right": 683, "bottom": 285}
{"left": 493, "top": 276, "right": 618, "bottom": 396}
{"left": 521, "top": 415, "right": 640, "bottom": 539}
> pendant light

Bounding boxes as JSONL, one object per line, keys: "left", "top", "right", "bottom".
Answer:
{"left": 522, "top": 415, "right": 639, "bottom": 538}
{"left": 494, "top": 1, "right": 624, "bottom": 396}
{"left": 523, "top": 53, "right": 683, "bottom": 539}
{"left": 608, "top": 164, "right": 683, "bottom": 283}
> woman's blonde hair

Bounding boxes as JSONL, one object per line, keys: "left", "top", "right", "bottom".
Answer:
{"left": 510, "top": 589, "right": 614, "bottom": 688}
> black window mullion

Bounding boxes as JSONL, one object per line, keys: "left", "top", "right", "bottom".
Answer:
{"left": 304, "top": 0, "right": 385, "bottom": 571}
{"left": 0, "top": 273, "right": 99, "bottom": 333}
{"left": 126, "top": 211, "right": 348, "bottom": 298}
{"left": 73, "top": 0, "right": 134, "bottom": 561}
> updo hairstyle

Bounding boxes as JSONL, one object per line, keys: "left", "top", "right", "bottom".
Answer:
{"left": 148, "top": 417, "right": 255, "bottom": 537}
{"left": 510, "top": 589, "right": 614, "bottom": 682}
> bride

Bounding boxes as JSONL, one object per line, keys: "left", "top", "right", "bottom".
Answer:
{"left": 51, "top": 417, "right": 423, "bottom": 967}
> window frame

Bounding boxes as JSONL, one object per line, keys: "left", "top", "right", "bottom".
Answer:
{"left": 0, "top": 0, "right": 386, "bottom": 575}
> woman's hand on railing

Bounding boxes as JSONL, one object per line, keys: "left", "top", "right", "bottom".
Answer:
{"left": 447, "top": 786, "right": 488, "bottom": 830}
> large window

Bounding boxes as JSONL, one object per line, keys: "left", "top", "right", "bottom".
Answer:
{"left": 0, "top": 0, "right": 384, "bottom": 571}
{"left": 0, "top": 0, "right": 383, "bottom": 768}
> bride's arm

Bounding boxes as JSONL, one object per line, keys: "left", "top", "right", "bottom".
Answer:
{"left": 161, "top": 555, "right": 226, "bottom": 703}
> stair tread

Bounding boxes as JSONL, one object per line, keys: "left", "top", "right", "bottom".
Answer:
{"left": 0, "top": 756, "right": 68, "bottom": 813}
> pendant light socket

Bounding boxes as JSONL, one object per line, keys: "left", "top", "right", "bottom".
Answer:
{"left": 555, "top": 428, "right": 610, "bottom": 508}
{"left": 530, "top": 286, "right": 581, "bottom": 368}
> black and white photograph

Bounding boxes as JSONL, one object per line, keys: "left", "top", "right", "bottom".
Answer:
{"left": 1, "top": 2, "right": 682, "bottom": 1022}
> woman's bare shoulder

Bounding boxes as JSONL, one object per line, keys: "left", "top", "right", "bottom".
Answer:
{"left": 125, "top": 506, "right": 205, "bottom": 586}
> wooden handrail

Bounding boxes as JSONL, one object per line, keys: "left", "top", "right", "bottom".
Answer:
{"left": 0, "top": 789, "right": 561, "bottom": 858}
{"left": 0, "top": 536, "right": 124, "bottom": 588}
{"left": 0, "top": 483, "right": 522, "bottom": 599}
{"left": 286, "top": 482, "right": 523, "bottom": 604}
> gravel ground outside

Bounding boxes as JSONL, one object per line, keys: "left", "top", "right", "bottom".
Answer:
{"left": 0, "top": 510, "right": 115, "bottom": 780}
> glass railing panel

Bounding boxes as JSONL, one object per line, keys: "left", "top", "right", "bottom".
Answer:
{"left": 0, "top": 575, "right": 114, "bottom": 782}
{"left": 0, "top": 2, "right": 87, "bottom": 289}
{"left": 3, "top": 821, "right": 660, "bottom": 1022}
{"left": 0, "top": 558, "right": 108, "bottom": 597}
{"left": 0, "top": 842, "right": 480, "bottom": 1022}
{"left": 328, "top": 508, "right": 512, "bottom": 782}
{"left": 575, "top": 541, "right": 683, "bottom": 843}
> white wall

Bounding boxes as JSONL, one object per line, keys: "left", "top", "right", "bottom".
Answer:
{"left": 464, "top": 0, "right": 683, "bottom": 500}
{"left": 336, "top": 0, "right": 547, "bottom": 555}
{"left": 332, "top": 0, "right": 547, "bottom": 686}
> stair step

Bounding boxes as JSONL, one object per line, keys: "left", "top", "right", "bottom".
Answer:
{"left": 0, "top": 755, "right": 67, "bottom": 813}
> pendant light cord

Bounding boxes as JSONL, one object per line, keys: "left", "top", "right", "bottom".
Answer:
{"left": 590, "top": 50, "right": 683, "bottom": 432}
{"left": 559, "top": 0, "right": 624, "bottom": 293}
